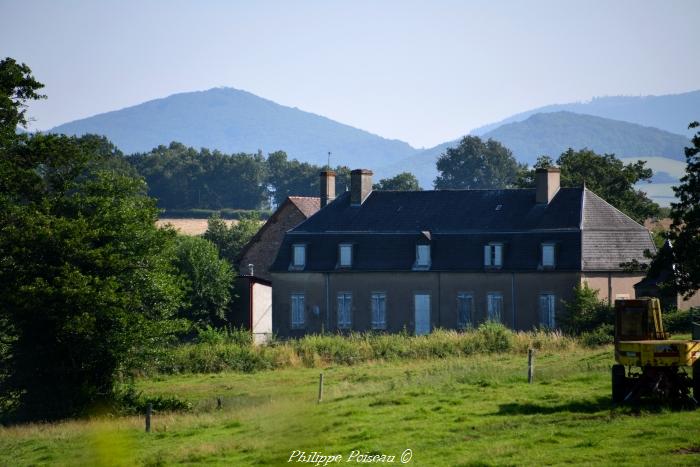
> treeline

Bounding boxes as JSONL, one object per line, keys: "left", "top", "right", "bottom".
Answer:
{"left": 128, "top": 144, "right": 354, "bottom": 209}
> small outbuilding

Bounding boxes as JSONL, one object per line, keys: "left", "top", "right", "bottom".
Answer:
{"left": 233, "top": 274, "right": 272, "bottom": 344}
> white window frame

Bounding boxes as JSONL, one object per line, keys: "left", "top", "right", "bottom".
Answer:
{"left": 337, "top": 292, "right": 353, "bottom": 329}
{"left": 339, "top": 243, "right": 353, "bottom": 268}
{"left": 291, "top": 293, "right": 305, "bottom": 329}
{"left": 542, "top": 243, "right": 556, "bottom": 268}
{"left": 487, "top": 292, "right": 503, "bottom": 322}
{"left": 371, "top": 292, "right": 387, "bottom": 330}
{"left": 292, "top": 244, "right": 306, "bottom": 268}
{"left": 484, "top": 243, "right": 503, "bottom": 268}
{"left": 415, "top": 244, "right": 431, "bottom": 268}
{"left": 457, "top": 292, "right": 474, "bottom": 329}
{"left": 539, "top": 293, "right": 556, "bottom": 328}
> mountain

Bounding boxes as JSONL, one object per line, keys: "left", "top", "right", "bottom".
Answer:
{"left": 49, "top": 87, "right": 418, "bottom": 168}
{"left": 382, "top": 112, "right": 690, "bottom": 189}
{"left": 471, "top": 90, "right": 700, "bottom": 137}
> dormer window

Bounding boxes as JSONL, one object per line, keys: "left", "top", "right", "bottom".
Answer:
{"left": 339, "top": 243, "right": 353, "bottom": 268}
{"left": 415, "top": 244, "right": 431, "bottom": 268}
{"left": 484, "top": 243, "right": 503, "bottom": 268}
{"left": 542, "top": 243, "right": 555, "bottom": 268}
{"left": 292, "top": 244, "right": 306, "bottom": 268}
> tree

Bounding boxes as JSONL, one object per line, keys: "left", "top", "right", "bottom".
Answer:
{"left": 173, "top": 236, "right": 234, "bottom": 326}
{"left": 434, "top": 136, "right": 524, "bottom": 189}
{"left": 561, "top": 283, "right": 613, "bottom": 335}
{"left": 204, "top": 212, "right": 262, "bottom": 266}
{"left": 668, "top": 122, "right": 700, "bottom": 298}
{"left": 0, "top": 61, "right": 184, "bottom": 421}
{"left": 0, "top": 57, "right": 45, "bottom": 144}
{"left": 373, "top": 172, "right": 421, "bottom": 191}
{"left": 516, "top": 150, "right": 659, "bottom": 223}
{"left": 128, "top": 143, "right": 269, "bottom": 210}
{"left": 266, "top": 151, "right": 351, "bottom": 206}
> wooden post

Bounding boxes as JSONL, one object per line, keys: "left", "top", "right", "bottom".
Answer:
{"left": 527, "top": 348, "right": 534, "bottom": 384}
{"left": 216, "top": 397, "right": 222, "bottom": 410}
{"left": 145, "top": 403, "right": 152, "bottom": 433}
{"left": 318, "top": 373, "right": 324, "bottom": 403}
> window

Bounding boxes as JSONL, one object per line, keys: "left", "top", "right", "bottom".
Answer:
{"left": 539, "top": 293, "right": 556, "bottom": 328}
{"left": 542, "top": 243, "right": 555, "bottom": 268}
{"left": 487, "top": 292, "right": 503, "bottom": 322}
{"left": 291, "top": 293, "right": 305, "bottom": 328}
{"left": 339, "top": 243, "right": 353, "bottom": 267}
{"left": 457, "top": 293, "right": 474, "bottom": 329}
{"left": 337, "top": 292, "right": 352, "bottom": 329}
{"left": 371, "top": 292, "right": 387, "bottom": 329}
{"left": 484, "top": 243, "right": 503, "bottom": 268}
{"left": 292, "top": 244, "right": 306, "bottom": 268}
{"left": 415, "top": 244, "right": 431, "bottom": 268}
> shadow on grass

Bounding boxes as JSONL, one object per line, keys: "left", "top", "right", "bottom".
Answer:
{"left": 494, "top": 396, "right": 697, "bottom": 416}
{"left": 494, "top": 396, "right": 611, "bottom": 415}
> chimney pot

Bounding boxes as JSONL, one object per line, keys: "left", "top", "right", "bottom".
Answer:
{"left": 320, "top": 170, "right": 336, "bottom": 208}
{"left": 350, "top": 169, "right": 373, "bottom": 206}
{"left": 535, "top": 167, "right": 561, "bottom": 204}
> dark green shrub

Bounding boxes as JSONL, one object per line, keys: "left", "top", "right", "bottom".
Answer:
{"left": 663, "top": 308, "right": 700, "bottom": 334}
{"left": 562, "top": 283, "right": 613, "bottom": 334}
{"left": 579, "top": 324, "right": 615, "bottom": 347}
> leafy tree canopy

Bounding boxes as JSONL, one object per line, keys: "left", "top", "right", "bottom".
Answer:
{"left": 434, "top": 136, "right": 524, "bottom": 189}
{"left": 516, "top": 149, "right": 659, "bottom": 223}
{"left": 373, "top": 172, "right": 421, "bottom": 191}
{"left": 173, "top": 236, "right": 234, "bottom": 326}
{"left": 0, "top": 61, "right": 185, "bottom": 422}
{"left": 0, "top": 57, "right": 45, "bottom": 143}
{"left": 668, "top": 122, "right": 700, "bottom": 298}
{"left": 204, "top": 212, "right": 262, "bottom": 266}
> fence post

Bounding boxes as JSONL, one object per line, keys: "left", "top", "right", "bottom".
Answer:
{"left": 318, "top": 373, "right": 324, "bottom": 403}
{"left": 145, "top": 403, "right": 152, "bottom": 433}
{"left": 528, "top": 348, "right": 534, "bottom": 384}
{"left": 217, "top": 397, "right": 222, "bottom": 410}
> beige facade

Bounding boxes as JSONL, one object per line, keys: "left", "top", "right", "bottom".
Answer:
{"left": 581, "top": 272, "right": 647, "bottom": 303}
{"left": 272, "top": 270, "right": 588, "bottom": 336}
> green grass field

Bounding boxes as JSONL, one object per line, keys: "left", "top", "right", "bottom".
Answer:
{"left": 1, "top": 345, "right": 700, "bottom": 466}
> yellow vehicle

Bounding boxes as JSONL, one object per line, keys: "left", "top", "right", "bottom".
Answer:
{"left": 612, "top": 298, "right": 700, "bottom": 404}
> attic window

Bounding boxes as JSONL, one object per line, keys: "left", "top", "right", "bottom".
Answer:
{"left": 484, "top": 243, "right": 503, "bottom": 268}
{"left": 292, "top": 244, "right": 306, "bottom": 268}
{"left": 542, "top": 243, "right": 555, "bottom": 268}
{"left": 495, "top": 204, "right": 502, "bottom": 211}
{"left": 339, "top": 243, "right": 353, "bottom": 268}
{"left": 415, "top": 244, "right": 431, "bottom": 268}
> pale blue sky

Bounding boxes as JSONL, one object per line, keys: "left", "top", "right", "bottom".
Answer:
{"left": 1, "top": 0, "right": 698, "bottom": 148}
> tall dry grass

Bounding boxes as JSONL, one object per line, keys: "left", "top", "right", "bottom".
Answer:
{"left": 146, "top": 323, "right": 580, "bottom": 375}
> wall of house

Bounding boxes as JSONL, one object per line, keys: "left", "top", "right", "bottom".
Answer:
{"left": 581, "top": 272, "right": 647, "bottom": 303}
{"left": 252, "top": 282, "right": 272, "bottom": 344}
{"left": 239, "top": 205, "right": 306, "bottom": 281}
{"left": 271, "top": 271, "right": 581, "bottom": 337}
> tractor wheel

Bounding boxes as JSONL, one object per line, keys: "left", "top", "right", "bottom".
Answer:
{"left": 612, "top": 364, "right": 627, "bottom": 403}
{"left": 693, "top": 361, "right": 700, "bottom": 403}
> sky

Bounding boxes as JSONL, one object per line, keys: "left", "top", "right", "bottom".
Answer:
{"left": 1, "top": 0, "right": 699, "bottom": 148}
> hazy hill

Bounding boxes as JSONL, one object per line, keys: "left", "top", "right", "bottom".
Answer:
{"left": 471, "top": 90, "right": 700, "bottom": 137}
{"left": 49, "top": 87, "right": 418, "bottom": 168}
{"left": 382, "top": 112, "right": 690, "bottom": 189}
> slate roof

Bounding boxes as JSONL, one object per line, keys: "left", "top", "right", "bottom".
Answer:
{"left": 270, "top": 187, "right": 655, "bottom": 273}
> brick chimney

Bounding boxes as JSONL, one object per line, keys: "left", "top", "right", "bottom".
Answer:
{"left": 350, "top": 169, "right": 373, "bottom": 206}
{"left": 320, "top": 170, "right": 336, "bottom": 208}
{"left": 535, "top": 167, "right": 561, "bottom": 204}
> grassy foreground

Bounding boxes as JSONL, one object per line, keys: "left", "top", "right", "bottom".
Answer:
{"left": 2, "top": 345, "right": 700, "bottom": 466}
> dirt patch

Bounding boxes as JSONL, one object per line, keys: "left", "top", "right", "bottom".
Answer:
{"left": 156, "top": 218, "right": 237, "bottom": 236}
